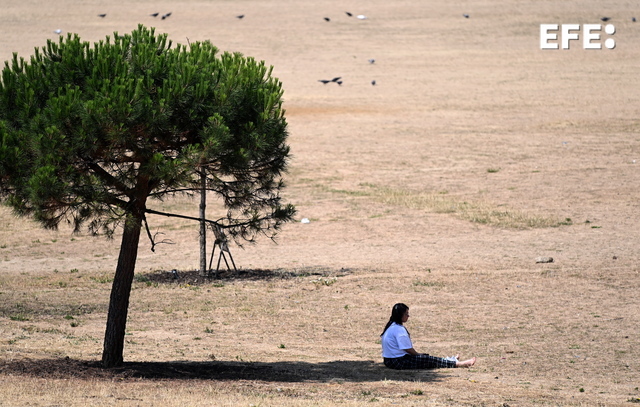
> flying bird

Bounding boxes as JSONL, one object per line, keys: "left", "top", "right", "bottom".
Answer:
{"left": 150, "top": 12, "right": 159, "bottom": 17}
{"left": 98, "top": 14, "right": 106, "bottom": 18}
{"left": 336, "top": 81, "right": 343, "bottom": 86}
{"left": 162, "top": 12, "right": 172, "bottom": 20}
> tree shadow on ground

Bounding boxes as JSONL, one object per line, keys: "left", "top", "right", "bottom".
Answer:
{"left": 142, "top": 266, "right": 357, "bottom": 286}
{"left": 0, "top": 358, "right": 447, "bottom": 383}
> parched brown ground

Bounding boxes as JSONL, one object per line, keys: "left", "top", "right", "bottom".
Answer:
{"left": 1, "top": 0, "right": 639, "bottom": 406}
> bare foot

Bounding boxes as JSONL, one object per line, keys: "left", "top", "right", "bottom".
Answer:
{"left": 455, "top": 357, "right": 476, "bottom": 368}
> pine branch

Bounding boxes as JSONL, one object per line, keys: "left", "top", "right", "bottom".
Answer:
{"left": 142, "top": 215, "right": 175, "bottom": 252}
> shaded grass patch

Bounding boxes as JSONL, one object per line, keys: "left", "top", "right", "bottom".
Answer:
{"left": 0, "top": 358, "right": 445, "bottom": 383}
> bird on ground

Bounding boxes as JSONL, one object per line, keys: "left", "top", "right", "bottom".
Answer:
{"left": 162, "top": 12, "right": 172, "bottom": 19}
{"left": 237, "top": 14, "right": 245, "bottom": 19}
{"left": 601, "top": 17, "right": 611, "bottom": 22}
{"left": 368, "top": 58, "right": 375, "bottom": 64}
{"left": 331, "top": 77, "right": 341, "bottom": 82}
{"left": 324, "top": 17, "right": 330, "bottom": 22}
{"left": 54, "top": 29, "right": 62, "bottom": 34}
{"left": 98, "top": 14, "right": 106, "bottom": 18}
{"left": 463, "top": 13, "right": 470, "bottom": 18}
{"left": 318, "top": 80, "right": 331, "bottom": 84}
{"left": 150, "top": 12, "right": 159, "bottom": 17}
{"left": 371, "top": 80, "right": 376, "bottom": 86}
{"left": 632, "top": 17, "right": 637, "bottom": 22}
{"left": 346, "top": 12, "right": 353, "bottom": 17}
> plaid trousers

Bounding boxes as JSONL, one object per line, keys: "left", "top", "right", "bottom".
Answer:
{"left": 384, "top": 354, "right": 456, "bottom": 370}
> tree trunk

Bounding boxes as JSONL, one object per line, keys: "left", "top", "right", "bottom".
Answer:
{"left": 199, "top": 170, "right": 207, "bottom": 276}
{"left": 101, "top": 213, "right": 143, "bottom": 368}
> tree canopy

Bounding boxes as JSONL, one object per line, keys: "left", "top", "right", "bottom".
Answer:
{"left": 0, "top": 25, "right": 295, "bottom": 367}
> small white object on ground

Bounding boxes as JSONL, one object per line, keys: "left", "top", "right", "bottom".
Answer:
{"left": 301, "top": 218, "right": 310, "bottom": 224}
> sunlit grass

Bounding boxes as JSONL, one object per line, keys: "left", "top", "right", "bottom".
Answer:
{"left": 318, "top": 183, "right": 569, "bottom": 229}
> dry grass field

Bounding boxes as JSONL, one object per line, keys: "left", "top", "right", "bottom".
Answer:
{"left": 1, "top": 0, "right": 640, "bottom": 405}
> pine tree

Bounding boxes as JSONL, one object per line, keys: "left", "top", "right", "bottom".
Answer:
{"left": 0, "top": 25, "right": 295, "bottom": 367}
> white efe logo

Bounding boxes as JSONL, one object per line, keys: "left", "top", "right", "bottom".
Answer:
{"left": 540, "top": 24, "right": 616, "bottom": 49}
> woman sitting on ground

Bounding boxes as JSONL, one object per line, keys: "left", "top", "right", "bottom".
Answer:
{"left": 381, "top": 303, "right": 476, "bottom": 369}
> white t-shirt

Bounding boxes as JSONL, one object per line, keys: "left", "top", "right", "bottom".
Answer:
{"left": 381, "top": 322, "right": 413, "bottom": 358}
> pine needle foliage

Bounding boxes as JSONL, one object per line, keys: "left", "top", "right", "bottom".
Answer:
{"left": 0, "top": 24, "right": 295, "bottom": 240}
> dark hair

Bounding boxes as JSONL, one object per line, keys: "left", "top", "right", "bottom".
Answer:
{"left": 380, "top": 303, "right": 409, "bottom": 336}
